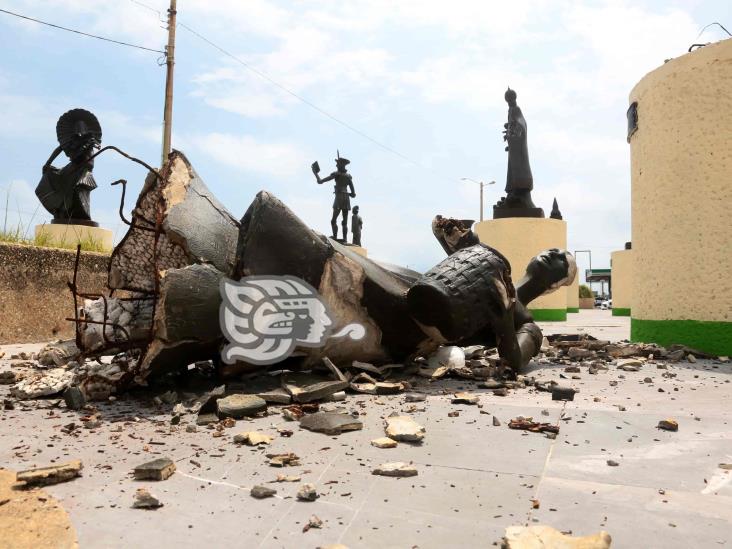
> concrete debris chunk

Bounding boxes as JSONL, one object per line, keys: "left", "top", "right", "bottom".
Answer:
{"left": 10, "top": 368, "right": 73, "bottom": 399}
{"left": 371, "top": 437, "right": 398, "bottom": 449}
{"left": 285, "top": 376, "right": 348, "bottom": 403}
{"left": 0, "top": 371, "right": 22, "bottom": 385}
{"left": 372, "top": 462, "right": 418, "bottom": 477}
{"left": 133, "top": 458, "right": 176, "bottom": 481}
{"left": 568, "top": 347, "right": 594, "bottom": 359}
{"left": 616, "top": 358, "right": 643, "bottom": 371}
{"left": 385, "top": 415, "right": 425, "bottom": 442}
{"left": 551, "top": 386, "right": 576, "bottom": 401}
{"left": 405, "top": 393, "right": 426, "bottom": 402}
{"left": 303, "top": 514, "right": 323, "bottom": 532}
{"left": 452, "top": 392, "right": 479, "bottom": 405}
{"left": 274, "top": 474, "right": 301, "bottom": 482}
{"left": 132, "top": 488, "right": 163, "bottom": 509}
{"left": 300, "top": 412, "right": 363, "bottom": 435}
{"left": 63, "top": 386, "right": 86, "bottom": 410}
{"left": 493, "top": 416, "right": 501, "bottom": 426}
{"left": 216, "top": 394, "right": 267, "bottom": 418}
{"left": 427, "top": 345, "right": 466, "bottom": 370}
{"left": 250, "top": 485, "right": 277, "bottom": 499}
{"left": 297, "top": 483, "right": 319, "bottom": 501}
{"left": 657, "top": 419, "right": 678, "bottom": 431}
{"left": 375, "top": 381, "right": 404, "bottom": 394}
{"left": 36, "top": 339, "right": 79, "bottom": 367}
{"left": 16, "top": 460, "right": 82, "bottom": 487}
{"left": 267, "top": 453, "right": 300, "bottom": 467}
{"left": 502, "top": 525, "right": 611, "bottom": 549}
{"left": 233, "top": 431, "right": 273, "bottom": 446}
{"left": 607, "top": 459, "right": 620, "bottom": 467}
{"left": 508, "top": 417, "right": 559, "bottom": 434}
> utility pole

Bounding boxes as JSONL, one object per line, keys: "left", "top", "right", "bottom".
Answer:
{"left": 461, "top": 178, "right": 495, "bottom": 222}
{"left": 161, "top": 0, "right": 177, "bottom": 166}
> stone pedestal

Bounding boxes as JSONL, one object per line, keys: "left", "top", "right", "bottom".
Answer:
{"left": 35, "top": 224, "right": 114, "bottom": 253}
{"left": 474, "top": 217, "right": 568, "bottom": 321}
{"left": 610, "top": 249, "right": 632, "bottom": 316}
{"left": 348, "top": 245, "right": 367, "bottom": 257}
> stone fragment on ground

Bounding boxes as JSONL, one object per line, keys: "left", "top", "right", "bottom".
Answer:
{"left": 297, "top": 483, "right": 318, "bottom": 501}
{"left": 268, "top": 453, "right": 300, "bottom": 467}
{"left": 133, "top": 458, "right": 176, "bottom": 481}
{"left": 405, "top": 392, "right": 426, "bottom": 402}
{"left": 10, "top": 368, "right": 73, "bottom": 399}
{"left": 132, "top": 488, "right": 163, "bottom": 509}
{"left": 657, "top": 418, "right": 678, "bottom": 431}
{"left": 216, "top": 394, "right": 267, "bottom": 418}
{"left": 16, "top": 460, "right": 82, "bottom": 488}
{"left": 371, "top": 437, "right": 398, "bottom": 449}
{"left": 502, "top": 525, "right": 611, "bottom": 549}
{"left": 233, "top": 431, "right": 273, "bottom": 445}
{"left": 508, "top": 417, "right": 559, "bottom": 434}
{"left": 250, "top": 485, "right": 277, "bottom": 499}
{"left": 385, "top": 415, "right": 425, "bottom": 442}
{"left": 303, "top": 514, "right": 323, "bottom": 532}
{"left": 284, "top": 375, "right": 348, "bottom": 403}
{"left": 299, "top": 412, "right": 363, "bottom": 435}
{"left": 63, "top": 386, "right": 86, "bottom": 410}
{"left": 452, "top": 392, "right": 479, "bottom": 405}
{"left": 372, "top": 462, "right": 418, "bottom": 477}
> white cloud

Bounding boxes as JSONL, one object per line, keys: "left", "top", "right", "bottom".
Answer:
{"left": 187, "top": 132, "right": 309, "bottom": 178}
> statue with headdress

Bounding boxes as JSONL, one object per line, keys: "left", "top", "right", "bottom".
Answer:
{"left": 35, "top": 109, "right": 102, "bottom": 226}
{"left": 311, "top": 150, "right": 356, "bottom": 241}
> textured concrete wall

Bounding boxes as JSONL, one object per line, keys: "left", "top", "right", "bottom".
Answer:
{"left": 474, "top": 217, "right": 568, "bottom": 320}
{"left": 0, "top": 243, "right": 109, "bottom": 344}
{"left": 610, "top": 249, "right": 633, "bottom": 314}
{"left": 629, "top": 38, "right": 732, "bottom": 354}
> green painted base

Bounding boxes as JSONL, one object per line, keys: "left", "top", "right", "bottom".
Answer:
{"left": 529, "top": 309, "right": 567, "bottom": 322}
{"left": 612, "top": 308, "right": 631, "bottom": 316}
{"left": 631, "top": 318, "right": 732, "bottom": 356}
{"left": 566, "top": 307, "right": 580, "bottom": 313}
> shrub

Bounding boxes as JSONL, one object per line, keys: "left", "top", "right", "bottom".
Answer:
{"left": 579, "top": 284, "right": 593, "bottom": 298}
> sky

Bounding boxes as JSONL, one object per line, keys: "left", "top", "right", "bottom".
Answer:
{"left": 1, "top": 0, "right": 730, "bottom": 279}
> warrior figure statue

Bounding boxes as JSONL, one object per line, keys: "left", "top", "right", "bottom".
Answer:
{"left": 312, "top": 152, "right": 356, "bottom": 241}
{"left": 36, "top": 109, "right": 101, "bottom": 226}
{"left": 351, "top": 205, "right": 363, "bottom": 246}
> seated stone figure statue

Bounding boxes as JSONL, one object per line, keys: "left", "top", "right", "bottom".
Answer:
{"left": 233, "top": 192, "right": 576, "bottom": 376}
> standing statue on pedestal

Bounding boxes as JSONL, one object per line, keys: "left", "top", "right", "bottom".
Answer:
{"left": 493, "top": 88, "right": 544, "bottom": 219}
{"left": 312, "top": 152, "right": 356, "bottom": 241}
{"left": 351, "top": 205, "right": 363, "bottom": 246}
{"left": 35, "top": 109, "right": 101, "bottom": 226}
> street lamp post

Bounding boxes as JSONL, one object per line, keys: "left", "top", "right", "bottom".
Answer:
{"left": 461, "top": 178, "right": 495, "bottom": 221}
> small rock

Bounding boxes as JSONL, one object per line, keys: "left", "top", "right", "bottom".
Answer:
{"left": 372, "top": 462, "right": 418, "bottom": 477}
{"left": 385, "top": 415, "right": 425, "bottom": 442}
{"left": 185, "top": 424, "right": 197, "bottom": 433}
{"left": 551, "top": 386, "right": 576, "bottom": 401}
{"left": 687, "top": 354, "right": 697, "bottom": 363}
{"left": 0, "top": 371, "right": 20, "bottom": 385}
{"left": 452, "top": 392, "right": 479, "bottom": 405}
{"left": 300, "top": 412, "right": 363, "bottom": 435}
{"left": 267, "top": 453, "right": 300, "bottom": 467}
{"left": 63, "top": 386, "right": 86, "bottom": 410}
{"left": 607, "top": 459, "right": 619, "bottom": 467}
{"left": 303, "top": 514, "right": 323, "bottom": 532}
{"left": 492, "top": 416, "right": 501, "bottom": 426}
{"left": 216, "top": 394, "right": 267, "bottom": 418}
{"left": 564, "top": 365, "right": 581, "bottom": 373}
{"left": 617, "top": 358, "right": 642, "bottom": 371}
{"left": 250, "top": 485, "right": 277, "bottom": 499}
{"left": 375, "top": 382, "right": 403, "bottom": 394}
{"left": 274, "top": 474, "right": 301, "bottom": 482}
{"left": 404, "top": 393, "right": 426, "bottom": 402}
{"left": 132, "top": 488, "right": 162, "bottom": 509}
{"left": 233, "top": 431, "right": 273, "bottom": 446}
{"left": 371, "top": 437, "right": 398, "bottom": 449}
{"left": 657, "top": 419, "right": 678, "bottom": 431}
{"left": 16, "top": 460, "right": 82, "bottom": 487}
{"left": 297, "top": 483, "right": 319, "bottom": 501}
{"left": 568, "top": 347, "right": 593, "bottom": 359}
{"left": 427, "top": 346, "right": 465, "bottom": 370}
{"left": 493, "top": 388, "right": 509, "bottom": 397}
{"left": 134, "top": 458, "right": 176, "bottom": 481}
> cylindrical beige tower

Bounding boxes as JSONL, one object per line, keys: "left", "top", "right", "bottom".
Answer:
{"left": 474, "top": 218, "right": 568, "bottom": 321}
{"left": 628, "top": 38, "right": 732, "bottom": 355}
{"left": 610, "top": 248, "right": 632, "bottom": 316}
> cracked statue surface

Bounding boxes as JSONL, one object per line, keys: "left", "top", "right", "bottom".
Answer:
{"left": 74, "top": 151, "right": 576, "bottom": 389}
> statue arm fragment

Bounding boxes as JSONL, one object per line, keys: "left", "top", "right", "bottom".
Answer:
{"left": 42, "top": 145, "right": 64, "bottom": 173}
{"left": 318, "top": 172, "right": 336, "bottom": 184}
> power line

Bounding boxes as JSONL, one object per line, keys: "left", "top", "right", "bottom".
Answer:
{"left": 0, "top": 7, "right": 165, "bottom": 53}
{"left": 177, "top": 21, "right": 450, "bottom": 179}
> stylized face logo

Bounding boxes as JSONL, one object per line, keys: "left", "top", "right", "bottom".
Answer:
{"left": 220, "top": 276, "right": 362, "bottom": 365}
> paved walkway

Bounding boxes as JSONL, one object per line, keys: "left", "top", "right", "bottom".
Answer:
{"left": 1, "top": 311, "right": 730, "bottom": 548}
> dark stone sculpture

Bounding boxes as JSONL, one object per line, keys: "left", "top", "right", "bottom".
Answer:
{"left": 351, "top": 205, "right": 363, "bottom": 246}
{"left": 493, "top": 88, "right": 544, "bottom": 219}
{"left": 549, "top": 198, "right": 563, "bottom": 220}
{"left": 35, "top": 109, "right": 102, "bottom": 226}
{"left": 312, "top": 153, "right": 356, "bottom": 241}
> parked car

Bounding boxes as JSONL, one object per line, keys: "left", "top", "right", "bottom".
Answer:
{"left": 600, "top": 299, "right": 613, "bottom": 310}
{"left": 594, "top": 297, "right": 604, "bottom": 307}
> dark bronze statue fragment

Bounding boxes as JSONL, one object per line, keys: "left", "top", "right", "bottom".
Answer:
{"left": 549, "top": 198, "right": 563, "bottom": 220}
{"left": 36, "top": 109, "right": 102, "bottom": 226}
{"left": 493, "top": 88, "right": 544, "bottom": 219}
{"left": 312, "top": 152, "right": 356, "bottom": 241}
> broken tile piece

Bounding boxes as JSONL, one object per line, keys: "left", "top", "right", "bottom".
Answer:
{"left": 216, "top": 394, "right": 267, "bottom": 418}
{"left": 250, "top": 485, "right": 277, "bottom": 499}
{"left": 233, "top": 431, "right": 273, "bottom": 446}
{"left": 370, "top": 437, "right": 398, "bottom": 449}
{"left": 452, "top": 392, "right": 479, "bottom": 405}
{"left": 132, "top": 488, "right": 162, "bottom": 509}
{"left": 303, "top": 514, "right": 323, "bottom": 532}
{"left": 299, "top": 412, "right": 363, "bottom": 435}
{"left": 503, "top": 525, "right": 611, "bottom": 549}
{"left": 267, "top": 453, "right": 300, "bottom": 467}
{"left": 286, "top": 379, "right": 348, "bottom": 403}
{"left": 385, "top": 415, "right": 425, "bottom": 442}
{"left": 16, "top": 460, "right": 82, "bottom": 487}
{"left": 372, "top": 462, "right": 418, "bottom": 477}
{"left": 133, "top": 458, "right": 176, "bottom": 481}
{"left": 404, "top": 392, "right": 426, "bottom": 402}
{"left": 297, "top": 483, "right": 319, "bottom": 501}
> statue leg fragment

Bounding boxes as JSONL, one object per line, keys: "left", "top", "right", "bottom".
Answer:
{"left": 330, "top": 209, "right": 339, "bottom": 239}
{"left": 341, "top": 210, "right": 348, "bottom": 242}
